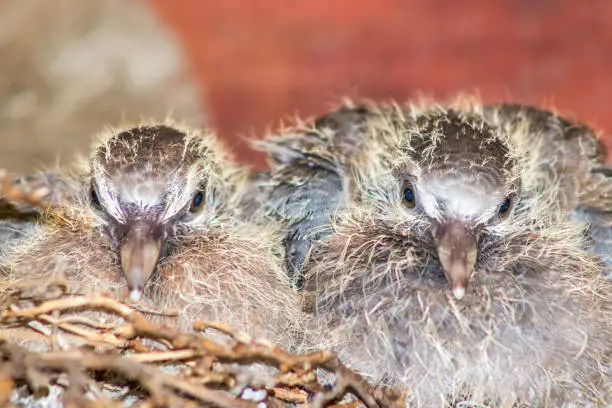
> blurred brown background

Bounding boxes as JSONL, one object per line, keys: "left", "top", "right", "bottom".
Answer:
{"left": 0, "top": 0, "right": 204, "bottom": 172}
{"left": 148, "top": 0, "right": 612, "bottom": 168}
{"left": 1, "top": 0, "right": 611, "bottom": 171}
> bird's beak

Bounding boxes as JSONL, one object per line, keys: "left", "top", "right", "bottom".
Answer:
{"left": 120, "top": 222, "right": 162, "bottom": 302}
{"left": 434, "top": 221, "right": 478, "bottom": 300}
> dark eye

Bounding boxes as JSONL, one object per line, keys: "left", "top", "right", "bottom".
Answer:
{"left": 498, "top": 196, "right": 513, "bottom": 218}
{"left": 90, "top": 186, "right": 102, "bottom": 210}
{"left": 402, "top": 183, "right": 416, "bottom": 208}
{"left": 190, "top": 191, "right": 204, "bottom": 212}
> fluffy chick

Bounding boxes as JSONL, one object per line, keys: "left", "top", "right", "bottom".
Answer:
{"left": 261, "top": 100, "right": 612, "bottom": 406}
{"left": 259, "top": 100, "right": 612, "bottom": 282}
{"left": 2, "top": 122, "right": 301, "bottom": 345}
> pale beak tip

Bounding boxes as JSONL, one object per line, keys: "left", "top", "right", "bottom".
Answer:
{"left": 452, "top": 286, "right": 466, "bottom": 300}
{"left": 130, "top": 288, "right": 142, "bottom": 302}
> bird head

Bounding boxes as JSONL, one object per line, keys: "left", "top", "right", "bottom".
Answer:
{"left": 88, "top": 124, "right": 230, "bottom": 301}
{"left": 355, "top": 108, "right": 521, "bottom": 300}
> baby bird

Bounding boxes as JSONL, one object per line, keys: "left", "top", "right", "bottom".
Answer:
{"left": 260, "top": 101, "right": 612, "bottom": 406}
{"left": 2, "top": 122, "right": 301, "bottom": 344}
{"left": 259, "top": 100, "right": 612, "bottom": 282}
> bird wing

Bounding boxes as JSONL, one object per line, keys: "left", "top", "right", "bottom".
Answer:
{"left": 485, "top": 103, "right": 612, "bottom": 267}
{"left": 255, "top": 106, "right": 374, "bottom": 287}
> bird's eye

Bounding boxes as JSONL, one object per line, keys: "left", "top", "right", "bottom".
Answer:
{"left": 402, "top": 183, "right": 417, "bottom": 208}
{"left": 190, "top": 191, "right": 204, "bottom": 213}
{"left": 498, "top": 196, "right": 513, "bottom": 218}
{"left": 90, "top": 186, "right": 102, "bottom": 210}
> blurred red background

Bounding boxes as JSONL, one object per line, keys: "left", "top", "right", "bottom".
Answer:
{"left": 147, "top": 0, "right": 612, "bottom": 168}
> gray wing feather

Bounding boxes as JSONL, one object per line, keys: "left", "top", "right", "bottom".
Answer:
{"left": 256, "top": 106, "right": 374, "bottom": 287}
{"left": 571, "top": 207, "right": 612, "bottom": 273}
{"left": 264, "top": 157, "right": 344, "bottom": 288}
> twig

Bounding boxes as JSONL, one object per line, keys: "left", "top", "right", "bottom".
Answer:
{"left": 128, "top": 349, "right": 198, "bottom": 364}
{"left": 2, "top": 295, "right": 136, "bottom": 319}
{"left": 38, "top": 315, "right": 127, "bottom": 348}
{"left": 268, "top": 387, "right": 309, "bottom": 404}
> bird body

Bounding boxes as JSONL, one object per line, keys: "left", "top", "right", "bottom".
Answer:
{"left": 258, "top": 98, "right": 612, "bottom": 406}
{"left": 483, "top": 103, "right": 612, "bottom": 270}
{"left": 2, "top": 122, "right": 301, "bottom": 347}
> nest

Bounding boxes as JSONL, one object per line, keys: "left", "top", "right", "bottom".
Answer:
{"left": 0, "top": 282, "right": 407, "bottom": 408}
{"left": 0, "top": 168, "right": 403, "bottom": 408}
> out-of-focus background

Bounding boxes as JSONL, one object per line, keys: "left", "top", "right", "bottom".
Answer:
{"left": 2, "top": 0, "right": 611, "bottom": 172}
